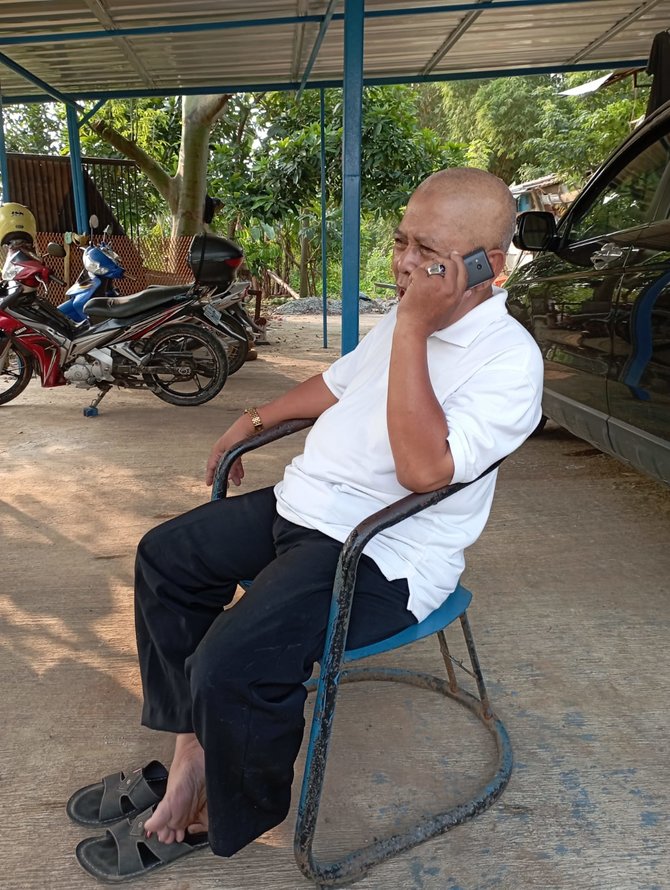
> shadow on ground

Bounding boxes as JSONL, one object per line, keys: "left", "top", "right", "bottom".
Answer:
{"left": 1, "top": 315, "right": 669, "bottom": 889}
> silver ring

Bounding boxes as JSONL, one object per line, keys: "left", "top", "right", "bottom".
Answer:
{"left": 426, "top": 263, "right": 446, "bottom": 277}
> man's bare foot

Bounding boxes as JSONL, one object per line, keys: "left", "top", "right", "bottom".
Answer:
{"left": 144, "top": 733, "right": 208, "bottom": 845}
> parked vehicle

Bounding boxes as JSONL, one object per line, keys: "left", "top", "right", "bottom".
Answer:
{"left": 56, "top": 216, "right": 255, "bottom": 375}
{"left": 202, "top": 280, "right": 255, "bottom": 373}
{"left": 0, "top": 233, "right": 247, "bottom": 415}
{"left": 58, "top": 220, "right": 126, "bottom": 324}
{"left": 506, "top": 100, "right": 670, "bottom": 486}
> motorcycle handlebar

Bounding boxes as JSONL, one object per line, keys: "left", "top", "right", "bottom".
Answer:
{"left": 49, "top": 273, "right": 67, "bottom": 286}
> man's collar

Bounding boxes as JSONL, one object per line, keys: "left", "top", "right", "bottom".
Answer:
{"left": 431, "top": 287, "right": 508, "bottom": 347}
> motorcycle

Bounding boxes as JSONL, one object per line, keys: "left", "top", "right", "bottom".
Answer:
{"left": 0, "top": 233, "right": 244, "bottom": 415}
{"left": 201, "top": 280, "right": 263, "bottom": 373}
{"left": 57, "top": 216, "right": 256, "bottom": 375}
{"left": 57, "top": 218, "right": 126, "bottom": 324}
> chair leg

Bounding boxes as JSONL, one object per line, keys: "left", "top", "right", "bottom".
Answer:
{"left": 437, "top": 628, "right": 459, "bottom": 693}
{"left": 294, "top": 614, "right": 513, "bottom": 887}
{"left": 459, "top": 612, "right": 492, "bottom": 719}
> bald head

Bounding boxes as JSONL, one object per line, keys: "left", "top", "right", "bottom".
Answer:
{"left": 412, "top": 168, "right": 516, "bottom": 254}
{"left": 392, "top": 168, "right": 516, "bottom": 297}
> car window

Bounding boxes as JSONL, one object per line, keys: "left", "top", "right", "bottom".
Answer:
{"left": 567, "top": 134, "right": 670, "bottom": 243}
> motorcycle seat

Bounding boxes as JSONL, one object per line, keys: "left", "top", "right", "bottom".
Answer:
{"left": 86, "top": 285, "right": 190, "bottom": 319}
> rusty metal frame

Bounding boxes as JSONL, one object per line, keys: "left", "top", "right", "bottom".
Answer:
{"left": 212, "top": 419, "right": 513, "bottom": 887}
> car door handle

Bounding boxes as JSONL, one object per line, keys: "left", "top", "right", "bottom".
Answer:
{"left": 590, "top": 242, "right": 626, "bottom": 270}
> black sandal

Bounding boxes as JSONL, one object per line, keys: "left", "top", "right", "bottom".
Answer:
{"left": 66, "top": 760, "right": 168, "bottom": 827}
{"left": 75, "top": 806, "right": 209, "bottom": 883}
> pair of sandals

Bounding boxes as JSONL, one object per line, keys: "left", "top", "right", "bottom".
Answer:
{"left": 67, "top": 760, "right": 209, "bottom": 883}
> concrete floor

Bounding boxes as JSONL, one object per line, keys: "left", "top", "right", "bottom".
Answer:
{"left": 1, "top": 314, "right": 669, "bottom": 890}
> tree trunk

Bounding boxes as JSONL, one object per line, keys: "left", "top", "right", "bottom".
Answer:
{"left": 170, "top": 95, "right": 231, "bottom": 239}
{"left": 88, "top": 94, "right": 231, "bottom": 246}
{"left": 88, "top": 117, "right": 176, "bottom": 213}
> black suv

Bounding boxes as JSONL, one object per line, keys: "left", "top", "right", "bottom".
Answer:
{"left": 506, "top": 101, "right": 670, "bottom": 486}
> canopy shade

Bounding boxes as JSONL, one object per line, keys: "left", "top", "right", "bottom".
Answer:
{"left": 0, "top": 0, "right": 666, "bottom": 104}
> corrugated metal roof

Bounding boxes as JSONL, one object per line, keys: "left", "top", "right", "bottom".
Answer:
{"left": 0, "top": 0, "right": 666, "bottom": 103}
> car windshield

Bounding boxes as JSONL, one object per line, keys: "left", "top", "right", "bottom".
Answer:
{"left": 568, "top": 133, "right": 670, "bottom": 242}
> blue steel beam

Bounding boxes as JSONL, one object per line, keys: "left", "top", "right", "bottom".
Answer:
{"left": 0, "top": 58, "right": 649, "bottom": 106}
{"left": 0, "top": 1, "right": 622, "bottom": 47}
{"left": 320, "top": 88, "right": 328, "bottom": 349}
{"left": 340, "top": 0, "right": 364, "bottom": 355}
{"left": 78, "top": 98, "right": 107, "bottom": 128}
{"left": 0, "top": 15, "right": 321, "bottom": 46}
{"left": 297, "top": 0, "right": 339, "bottom": 99}
{"left": 66, "top": 105, "right": 88, "bottom": 232}
{"left": 0, "top": 98, "right": 9, "bottom": 201}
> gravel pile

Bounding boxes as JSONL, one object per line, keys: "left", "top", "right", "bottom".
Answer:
{"left": 276, "top": 296, "right": 397, "bottom": 315}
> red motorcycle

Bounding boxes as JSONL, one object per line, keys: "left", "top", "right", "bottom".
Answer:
{"left": 0, "top": 233, "right": 242, "bottom": 415}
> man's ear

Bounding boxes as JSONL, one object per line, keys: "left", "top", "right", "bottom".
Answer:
{"left": 488, "top": 249, "right": 506, "bottom": 277}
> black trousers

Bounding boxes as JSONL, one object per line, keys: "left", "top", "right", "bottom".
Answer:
{"left": 134, "top": 486, "right": 416, "bottom": 857}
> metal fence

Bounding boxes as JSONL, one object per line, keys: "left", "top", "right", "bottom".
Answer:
{"left": 2, "top": 231, "right": 275, "bottom": 319}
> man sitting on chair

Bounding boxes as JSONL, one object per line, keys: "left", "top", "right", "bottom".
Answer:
{"left": 70, "top": 168, "right": 543, "bottom": 880}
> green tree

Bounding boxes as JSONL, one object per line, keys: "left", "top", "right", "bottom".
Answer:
{"left": 82, "top": 94, "right": 230, "bottom": 236}
{"left": 519, "top": 72, "right": 647, "bottom": 185}
{"left": 437, "top": 76, "right": 556, "bottom": 180}
{"left": 2, "top": 102, "right": 66, "bottom": 156}
{"left": 219, "top": 86, "right": 465, "bottom": 296}
{"left": 4, "top": 73, "right": 645, "bottom": 293}
{"left": 433, "top": 71, "right": 647, "bottom": 187}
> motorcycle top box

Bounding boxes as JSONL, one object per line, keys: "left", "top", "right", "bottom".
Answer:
{"left": 188, "top": 233, "right": 243, "bottom": 287}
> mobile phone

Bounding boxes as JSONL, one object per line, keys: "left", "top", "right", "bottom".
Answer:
{"left": 463, "top": 248, "right": 494, "bottom": 288}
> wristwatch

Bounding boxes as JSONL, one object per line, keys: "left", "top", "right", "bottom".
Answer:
{"left": 244, "top": 406, "right": 264, "bottom": 433}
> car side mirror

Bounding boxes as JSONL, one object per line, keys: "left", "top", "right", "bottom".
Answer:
{"left": 46, "top": 242, "right": 66, "bottom": 257}
{"left": 514, "top": 211, "right": 559, "bottom": 252}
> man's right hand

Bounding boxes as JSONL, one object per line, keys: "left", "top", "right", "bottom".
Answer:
{"left": 206, "top": 443, "right": 244, "bottom": 488}
{"left": 204, "top": 373, "right": 338, "bottom": 488}
{"left": 206, "top": 420, "right": 251, "bottom": 487}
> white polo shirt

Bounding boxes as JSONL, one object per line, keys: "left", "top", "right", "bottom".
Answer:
{"left": 274, "top": 288, "right": 543, "bottom": 621}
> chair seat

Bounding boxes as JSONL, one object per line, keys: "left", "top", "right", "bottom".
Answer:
{"left": 237, "top": 580, "right": 472, "bottom": 665}
{"left": 343, "top": 583, "right": 472, "bottom": 663}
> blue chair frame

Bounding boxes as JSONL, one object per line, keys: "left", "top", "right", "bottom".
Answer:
{"left": 212, "top": 419, "right": 513, "bottom": 887}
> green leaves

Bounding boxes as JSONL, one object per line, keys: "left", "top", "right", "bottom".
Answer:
{"left": 1, "top": 71, "right": 647, "bottom": 295}
{"left": 433, "top": 72, "right": 647, "bottom": 187}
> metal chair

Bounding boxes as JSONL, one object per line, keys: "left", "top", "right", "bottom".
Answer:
{"left": 212, "top": 419, "right": 512, "bottom": 888}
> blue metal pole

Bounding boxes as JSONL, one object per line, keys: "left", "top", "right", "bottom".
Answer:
{"left": 0, "top": 96, "right": 9, "bottom": 202}
{"left": 320, "top": 88, "right": 328, "bottom": 349}
{"left": 66, "top": 104, "right": 88, "bottom": 232}
{"left": 340, "top": 0, "right": 364, "bottom": 355}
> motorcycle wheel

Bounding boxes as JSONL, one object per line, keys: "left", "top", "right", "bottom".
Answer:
{"left": 141, "top": 322, "right": 229, "bottom": 406}
{"left": 219, "top": 317, "right": 249, "bottom": 375}
{"left": 0, "top": 338, "right": 33, "bottom": 405}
